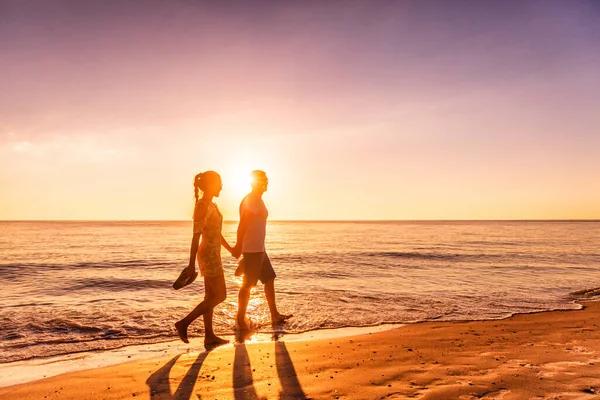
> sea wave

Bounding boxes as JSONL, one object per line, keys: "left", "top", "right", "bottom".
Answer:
{"left": 571, "top": 287, "right": 600, "bottom": 299}
{"left": 69, "top": 277, "right": 172, "bottom": 291}
{"left": 361, "top": 251, "right": 464, "bottom": 260}
{"left": 0, "top": 259, "right": 177, "bottom": 273}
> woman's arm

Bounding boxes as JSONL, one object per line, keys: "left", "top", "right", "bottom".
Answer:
{"left": 189, "top": 201, "right": 209, "bottom": 270}
{"left": 221, "top": 235, "right": 233, "bottom": 255}
{"left": 188, "top": 232, "right": 201, "bottom": 271}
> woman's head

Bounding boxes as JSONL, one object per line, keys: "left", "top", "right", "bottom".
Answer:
{"left": 194, "top": 171, "right": 222, "bottom": 201}
{"left": 250, "top": 170, "right": 268, "bottom": 193}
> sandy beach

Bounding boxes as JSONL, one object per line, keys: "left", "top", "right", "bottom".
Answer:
{"left": 1, "top": 301, "right": 599, "bottom": 400}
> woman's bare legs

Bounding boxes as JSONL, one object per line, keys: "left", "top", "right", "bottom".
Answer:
{"left": 202, "top": 282, "right": 229, "bottom": 347}
{"left": 175, "top": 274, "right": 228, "bottom": 346}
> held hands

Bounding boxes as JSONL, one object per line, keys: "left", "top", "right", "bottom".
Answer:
{"left": 231, "top": 244, "right": 242, "bottom": 259}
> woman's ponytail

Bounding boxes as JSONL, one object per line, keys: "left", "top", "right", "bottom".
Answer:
{"left": 194, "top": 173, "right": 203, "bottom": 203}
{"left": 193, "top": 171, "right": 220, "bottom": 203}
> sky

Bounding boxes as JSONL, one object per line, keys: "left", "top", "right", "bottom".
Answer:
{"left": 1, "top": 0, "right": 599, "bottom": 220}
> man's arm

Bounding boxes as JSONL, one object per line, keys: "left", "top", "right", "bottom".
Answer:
{"left": 232, "top": 210, "right": 252, "bottom": 258}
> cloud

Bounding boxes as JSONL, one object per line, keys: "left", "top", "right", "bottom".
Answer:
{"left": 3, "top": 135, "right": 120, "bottom": 165}
{"left": 11, "top": 141, "right": 32, "bottom": 152}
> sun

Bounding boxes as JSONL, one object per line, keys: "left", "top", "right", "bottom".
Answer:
{"left": 217, "top": 145, "right": 277, "bottom": 202}
{"left": 222, "top": 168, "right": 252, "bottom": 198}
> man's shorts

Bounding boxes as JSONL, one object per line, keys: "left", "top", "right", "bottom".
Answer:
{"left": 242, "top": 252, "right": 277, "bottom": 287}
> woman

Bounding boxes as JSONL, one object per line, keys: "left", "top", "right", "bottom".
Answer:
{"left": 174, "top": 171, "right": 233, "bottom": 348}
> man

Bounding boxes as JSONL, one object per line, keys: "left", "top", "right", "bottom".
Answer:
{"left": 232, "top": 170, "right": 291, "bottom": 330}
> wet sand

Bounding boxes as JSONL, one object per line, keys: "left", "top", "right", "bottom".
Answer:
{"left": 1, "top": 302, "right": 600, "bottom": 399}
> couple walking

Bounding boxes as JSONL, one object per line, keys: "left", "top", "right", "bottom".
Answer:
{"left": 174, "top": 170, "right": 291, "bottom": 348}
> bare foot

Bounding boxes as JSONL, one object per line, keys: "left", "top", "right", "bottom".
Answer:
{"left": 271, "top": 313, "right": 293, "bottom": 325}
{"left": 235, "top": 316, "right": 254, "bottom": 331}
{"left": 235, "top": 329, "right": 255, "bottom": 344}
{"left": 175, "top": 320, "right": 189, "bottom": 344}
{"left": 204, "top": 335, "right": 229, "bottom": 349}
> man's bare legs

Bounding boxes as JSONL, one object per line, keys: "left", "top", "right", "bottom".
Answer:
{"left": 237, "top": 279, "right": 291, "bottom": 330}
{"left": 236, "top": 284, "right": 253, "bottom": 330}
{"left": 264, "top": 278, "right": 292, "bottom": 324}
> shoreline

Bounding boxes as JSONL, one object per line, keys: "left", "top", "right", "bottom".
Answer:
{"left": 0, "top": 323, "right": 400, "bottom": 388}
{"left": 2, "top": 301, "right": 600, "bottom": 398}
{"left": 1, "top": 299, "right": 589, "bottom": 387}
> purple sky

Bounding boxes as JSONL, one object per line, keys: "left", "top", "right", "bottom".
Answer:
{"left": 1, "top": 1, "right": 599, "bottom": 219}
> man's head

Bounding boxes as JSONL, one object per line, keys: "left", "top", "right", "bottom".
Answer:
{"left": 250, "top": 170, "right": 268, "bottom": 193}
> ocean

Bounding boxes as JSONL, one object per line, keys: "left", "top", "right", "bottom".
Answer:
{"left": 1, "top": 220, "right": 599, "bottom": 364}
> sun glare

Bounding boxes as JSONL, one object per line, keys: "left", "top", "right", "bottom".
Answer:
{"left": 223, "top": 168, "right": 252, "bottom": 198}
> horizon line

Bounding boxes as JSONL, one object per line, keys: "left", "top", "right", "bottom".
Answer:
{"left": 1, "top": 219, "right": 599, "bottom": 223}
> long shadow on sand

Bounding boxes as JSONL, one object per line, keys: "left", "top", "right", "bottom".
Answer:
{"left": 233, "top": 335, "right": 307, "bottom": 400}
{"left": 147, "top": 338, "right": 307, "bottom": 399}
{"left": 146, "top": 350, "right": 211, "bottom": 400}
{"left": 233, "top": 343, "right": 260, "bottom": 399}
{"left": 275, "top": 341, "right": 307, "bottom": 399}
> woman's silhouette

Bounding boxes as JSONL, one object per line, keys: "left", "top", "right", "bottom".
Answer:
{"left": 174, "top": 171, "right": 233, "bottom": 348}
